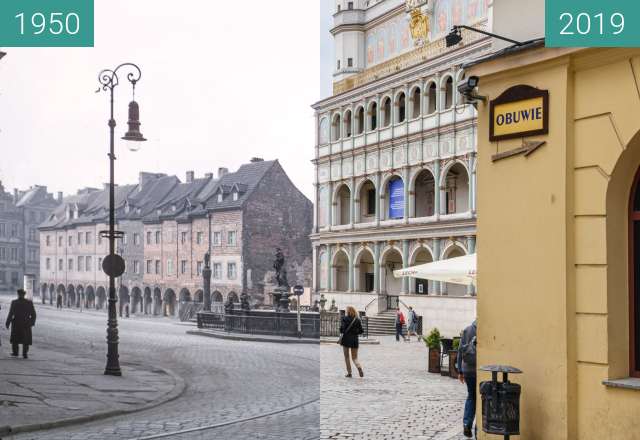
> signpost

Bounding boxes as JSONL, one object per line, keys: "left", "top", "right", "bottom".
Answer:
{"left": 293, "top": 285, "right": 304, "bottom": 338}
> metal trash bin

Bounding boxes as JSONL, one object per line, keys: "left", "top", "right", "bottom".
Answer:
{"left": 479, "top": 365, "right": 522, "bottom": 438}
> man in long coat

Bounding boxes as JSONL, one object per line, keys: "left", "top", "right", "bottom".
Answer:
{"left": 5, "top": 289, "right": 36, "bottom": 358}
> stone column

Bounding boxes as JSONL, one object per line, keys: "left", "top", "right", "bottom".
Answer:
{"left": 433, "top": 238, "right": 442, "bottom": 295}
{"left": 434, "top": 161, "right": 441, "bottom": 220}
{"left": 348, "top": 243, "right": 354, "bottom": 292}
{"left": 312, "top": 244, "right": 319, "bottom": 292}
{"left": 327, "top": 181, "right": 333, "bottom": 228}
{"left": 375, "top": 173, "right": 381, "bottom": 227}
{"left": 375, "top": 94, "right": 381, "bottom": 143}
{"left": 350, "top": 177, "right": 355, "bottom": 228}
{"left": 312, "top": 183, "right": 319, "bottom": 233}
{"left": 467, "top": 236, "right": 476, "bottom": 296}
{"left": 373, "top": 242, "right": 381, "bottom": 294}
{"left": 401, "top": 239, "right": 410, "bottom": 295}
{"left": 403, "top": 166, "right": 410, "bottom": 224}
{"left": 327, "top": 244, "right": 333, "bottom": 291}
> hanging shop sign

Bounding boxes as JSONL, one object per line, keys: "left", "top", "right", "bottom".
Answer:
{"left": 489, "top": 85, "right": 549, "bottom": 142}
{"left": 388, "top": 178, "right": 405, "bottom": 219}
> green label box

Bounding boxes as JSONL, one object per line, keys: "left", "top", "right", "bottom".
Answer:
{"left": 546, "top": 0, "right": 640, "bottom": 47}
{"left": 0, "top": 0, "right": 93, "bottom": 47}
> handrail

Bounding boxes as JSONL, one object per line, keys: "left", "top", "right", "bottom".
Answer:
{"left": 364, "top": 296, "right": 378, "bottom": 315}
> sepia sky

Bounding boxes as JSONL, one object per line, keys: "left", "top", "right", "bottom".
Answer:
{"left": 0, "top": 1, "right": 331, "bottom": 200}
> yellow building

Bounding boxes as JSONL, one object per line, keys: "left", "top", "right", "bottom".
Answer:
{"left": 468, "top": 43, "right": 640, "bottom": 439}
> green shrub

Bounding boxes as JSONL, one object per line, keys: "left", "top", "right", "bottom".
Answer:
{"left": 452, "top": 338, "right": 460, "bottom": 351}
{"left": 423, "top": 328, "right": 441, "bottom": 350}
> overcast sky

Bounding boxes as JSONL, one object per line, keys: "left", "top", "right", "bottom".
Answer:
{"left": 0, "top": 1, "right": 331, "bottom": 200}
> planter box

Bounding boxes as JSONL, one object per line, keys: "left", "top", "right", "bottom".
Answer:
{"left": 428, "top": 347, "right": 441, "bottom": 373}
{"left": 449, "top": 350, "right": 458, "bottom": 378}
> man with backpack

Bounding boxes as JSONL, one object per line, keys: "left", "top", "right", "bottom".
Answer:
{"left": 394, "top": 308, "right": 406, "bottom": 342}
{"left": 456, "top": 319, "right": 477, "bottom": 438}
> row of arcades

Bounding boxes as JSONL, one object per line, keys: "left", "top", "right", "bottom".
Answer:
{"left": 320, "top": 72, "right": 466, "bottom": 143}
{"left": 319, "top": 160, "right": 473, "bottom": 228}
{"left": 317, "top": 236, "right": 476, "bottom": 297}
{"left": 39, "top": 283, "right": 239, "bottom": 318}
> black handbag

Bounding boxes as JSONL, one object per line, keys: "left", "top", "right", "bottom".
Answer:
{"left": 337, "top": 317, "right": 359, "bottom": 345}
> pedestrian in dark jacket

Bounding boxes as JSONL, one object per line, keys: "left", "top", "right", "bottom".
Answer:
{"left": 5, "top": 289, "right": 37, "bottom": 359}
{"left": 339, "top": 306, "right": 364, "bottom": 378}
{"left": 456, "top": 319, "right": 477, "bottom": 438}
{"left": 56, "top": 293, "right": 62, "bottom": 309}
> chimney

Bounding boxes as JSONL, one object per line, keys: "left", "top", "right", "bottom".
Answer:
{"left": 139, "top": 172, "right": 158, "bottom": 190}
{"left": 218, "top": 167, "right": 229, "bottom": 178}
{"left": 186, "top": 171, "right": 195, "bottom": 183}
{"left": 13, "top": 189, "right": 19, "bottom": 203}
{"left": 250, "top": 157, "right": 264, "bottom": 163}
{"left": 204, "top": 172, "right": 213, "bottom": 179}
{"left": 57, "top": 191, "right": 63, "bottom": 202}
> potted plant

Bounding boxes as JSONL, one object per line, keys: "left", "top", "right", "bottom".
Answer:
{"left": 449, "top": 338, "right": 460, "bottom": 378}
{"left": 423, "top": 328, "right": 441, "bottom": 373}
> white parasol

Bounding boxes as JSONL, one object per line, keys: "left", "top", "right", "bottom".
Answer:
{"left": 393, "top": 253, "right": 476, "bottom": 286}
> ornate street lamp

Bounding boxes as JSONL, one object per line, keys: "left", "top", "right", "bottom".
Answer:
{"left": 97, "top": 63, "right": 146, "bottom": 376}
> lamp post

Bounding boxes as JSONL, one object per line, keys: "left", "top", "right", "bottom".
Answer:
{"left": 97, "top": 63, "right": 146, "bottom": 376}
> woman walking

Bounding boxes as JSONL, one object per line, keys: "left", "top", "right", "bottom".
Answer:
{"left": 339, "top": 306, "right": 364, "bottom": 378}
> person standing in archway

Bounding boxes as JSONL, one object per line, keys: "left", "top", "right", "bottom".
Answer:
{"left": 56, "top": 292, "right": 62, "bottom": 309}
{"left": 5, "top": 289, "right": 37, "bottom": 359}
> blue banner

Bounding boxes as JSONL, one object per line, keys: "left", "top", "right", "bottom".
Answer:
{"left": 388, "top": 178, "right": 404, "bottom": 219}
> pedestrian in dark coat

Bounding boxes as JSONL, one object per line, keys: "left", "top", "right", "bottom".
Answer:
{"left": 339, "top": 306, "right": 364, "bottom": 378}
{"left": 5, "top": 289, "right": 36, "bottom": 358}
{"left": 457, "top": 319, "right": 477, "bottom": 438}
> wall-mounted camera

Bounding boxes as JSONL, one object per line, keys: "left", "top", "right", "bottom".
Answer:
{"left": 457, "top": 75, "right": 486, "bottom": 106}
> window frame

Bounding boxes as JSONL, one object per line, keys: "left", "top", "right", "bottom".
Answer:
{"left": 629, "top": 167, "right": 640, "bottom": 377}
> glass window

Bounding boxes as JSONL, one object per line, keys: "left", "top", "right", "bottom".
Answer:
{"left": 133, "top": 260, "right": 140, "bottom": 274}
{"left": 227, "top": 263, "right": 237, "bottom": 280}
{"left": 58, "top": 236, "right": 63, "bottom": 247}
{"left": 0, "top": 271, "right": 4, "bottom": 283}
{"left": 0, "top": 223, "right": 5, "bottom": 237}
{"left": 58, "top": 259, "right": 63, "bottom": 270}
{"left": 155, "top": 260, "right": 160, "bottom": 274}
{"left": 213, "top": 263, "right": 222, "bottom": 279}
{"left": 228, "top": 231, "right": 237, "bottom": 246}
{"left": 77, "top": 232, "right": 82, "bottom": 245}
{"left": 180, "top": 260, "right": 187, "bottom": 274}
{"left": 10, "top": 248, "right": 18, "bottom": 261}
{"left": 86, "top": 231, "right": 91, "bottom": 244}
{"left": 213, "top": 231, "right": 221, "bottom": 246}
{"left": 197, "top": 232, "right": 204, "bottom": 245}
{"left": 86, "top": 256, "right": 92, "bottom": 271}
{"left": 147, "top": 231, "right": 152, "bottom": 244}
{"left": 46, "top": 235, "right": 51, "bottom": 246}
{"left": 68, "top": 235, "right": 72, "bottom": 246}
{"left": 68, "top": 259, "right": 73, "bottom": 271}
{"left": 181, "top": 231, "right": 187, "bottom": 244}
{"left": 78, "top": 256, "right": 84, "bottom": 272}
{"left": 146, "top": 260, "right": 152, "bottom": 274}
{"left": 167, "top": 259, "right": 173, "bottom": 276}
{"left": 155, "top": 231, "right": 161, "bottom": 244}
{"left": 46, "top": 258, "right": 51, "bottom": 270}
{"left": 196, "top": 261, "right": 203, "bottom": 276}
{"left": 133, "top": 233, "right": 140, "bottom": 245}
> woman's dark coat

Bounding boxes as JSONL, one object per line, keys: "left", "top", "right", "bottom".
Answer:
{"left": 340, "top": 315, "right": 364, "bottom": 348}
{"left": 5, "top": 298, "right": 36, "bottom": 345}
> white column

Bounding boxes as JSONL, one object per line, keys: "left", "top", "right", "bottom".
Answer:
{"left": 434, "top": 161, "right": 441, "bottom": 220}
{"left": 375, "top": 173, "right": 381, "bottom": 227}
{"left": 312, "top": 244, "right": 319, "bottom": 292}
{"left": 349, "top": 177, "right": 355, "bottom": 228}
{"left": 403, "top": 166, "right": 410, "bottom": 224}
{"left": 327, "top": 181, "right": 333, "bottom": 228}
{"left": 348, "top": 243, "right": 354, "bottom": 292}
{"left": 373, "top": 242, "right": 381, "bottom": 295}
{"left": 401, "top": 240, "right": 409, "bottom": 295}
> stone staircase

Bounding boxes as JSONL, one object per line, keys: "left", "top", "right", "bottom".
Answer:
{"left": 366, "top": 310, "right": 407, "bottom": 336}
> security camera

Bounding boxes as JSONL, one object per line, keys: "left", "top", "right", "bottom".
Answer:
{"left": 457, "top": 75, "right": 486, "bottom": 105}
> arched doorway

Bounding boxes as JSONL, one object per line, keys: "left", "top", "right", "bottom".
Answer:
{"left": 443, "top": 163, "right": 470, "bottom": 214}
{"left": 411, "top": 247, "right": 434, "bottom": 294}
{"left": 212, "top": 291, "right": 223, "bottom": 303}
{"left": 335, "top": 184, "right": 351, "bottom": 226}
{"left": 358, "top": 180, "right": 376, "bottom": 224}
{"left": 57, "top": 284, "right": 66, "bottom": 307}
{"left": 40, "top": 284, "right": 47, "bottom": 304}
{"left": 67, "top": 285, "right": 76, "bottom": 308}
{"left": 153, "top": 288, "right": 162, "bottom": 316}
{"left": 380, "top": 248, "right": 403, "bottom": 295}
{"left": 164, "top": 289, "right": 177, "bottom": 317}
{"left": 414, "top": 169, "right": 436, "bottom": 218}
{"left": 333, "top": 249, "right": 349, "bottom": 292}
{"left": 96, "top": 286, "right": 106, "bottom": 310}
{"left": 131, "top": 287, "right": 143, "bottom": 314}
{"left": 85, "top": 286, "right": 95, "bottom": 309}
{"left": 76, "top": 285, "right": 84, "bottom": 308}
{"left": 49, "top": 284, "right": 55, "bottom": 305}
{"left": 144, "top": 287, "right": 152, "bottom": 314}
{"left": 227, "top": 291, "right": 239, "bottom": 303}
{"left": 194, "top": 290, "right": 204, "bottom": 303}
{"left": 443, "top": 245, "right": 467, "bottom": 296}
{"left": 118, "top": 286, "right": 130, "bottom": 316}
{"left": 355, "top": 248, "right": 375, "bottom": 293}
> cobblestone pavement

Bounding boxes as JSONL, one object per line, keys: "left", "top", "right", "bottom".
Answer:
{"left": 0, "top": 346, "right": 178, "bottom": 431}
{"left": 320, "top": 336, "right": 468, "bottom": 440}
{"left": 1, "top": 298, "right": 319, "bottom": 440}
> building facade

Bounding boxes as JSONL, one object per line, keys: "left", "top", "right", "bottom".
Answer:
{"left": 39, "top": 159, "right": 313, "bottom": 318}
{"left": 0, "top": 181, "right": 60, "bottom": 295}
{"left": 468, "top": 31, "right": 640, "bottom": 440}
{"left": 311, "top": 0, "right": 492, "bottom": 335}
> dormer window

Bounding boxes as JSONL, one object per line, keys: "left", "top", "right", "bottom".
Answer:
{"left": 233, "top": 192, "right": 238, "bottom": 201}
{"left": 218, "top": 193, "right": 223, "bottom": 203}
{"left": 172, "top": 204, "right": 176, "bottom": 212}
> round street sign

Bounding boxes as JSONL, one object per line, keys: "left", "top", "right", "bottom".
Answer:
{"left": 293, "top": 285, "right": 304, "bottom": 296}
{"left": 102, "top": 254, "right": 126, "bottom": 278}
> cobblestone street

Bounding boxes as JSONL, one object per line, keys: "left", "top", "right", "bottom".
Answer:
{"left": 320, "top": 336, "right": 468, "bottom": 440}
{"left": 1, "top": 297, "right": 319, "bottom": 440}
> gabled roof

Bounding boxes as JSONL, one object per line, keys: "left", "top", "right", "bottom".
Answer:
{"left": 204, "top": 160, "right": 276, "bottom": 211}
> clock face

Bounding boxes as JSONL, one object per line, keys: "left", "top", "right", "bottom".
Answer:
{"left": 319, "top": 118, "right": 329, "bottom": 144}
